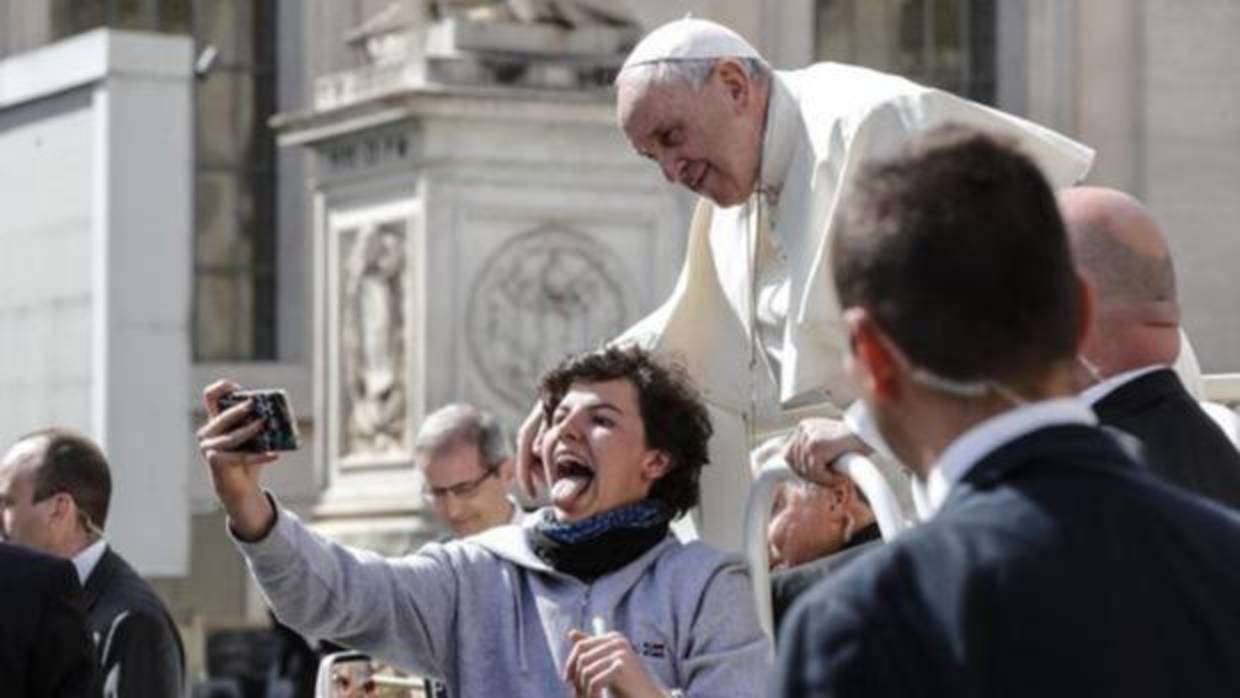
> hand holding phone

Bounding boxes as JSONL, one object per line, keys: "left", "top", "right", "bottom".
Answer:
{"left": 216, "top": 389, "right": 300, "bottom": 452}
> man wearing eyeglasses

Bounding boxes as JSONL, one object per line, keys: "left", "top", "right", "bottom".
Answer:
{"left": 0, "top": 428, "right": 185, "bottom": 698}
{"left": 415, "top": 404, "right": 525, "bottom": 539}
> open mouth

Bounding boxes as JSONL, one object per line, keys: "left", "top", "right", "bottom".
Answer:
{"left": 550, "top": 453, "right": 595, "bottom": 509}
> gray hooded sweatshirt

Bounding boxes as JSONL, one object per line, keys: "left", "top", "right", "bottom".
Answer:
{"left": 235, "top": 502, "right": 772, "bottom": 697}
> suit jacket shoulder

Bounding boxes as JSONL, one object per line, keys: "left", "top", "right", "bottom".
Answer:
{"left": 1094, "top": 368, "right": 1240, "bottom": 507}
{"left": 84, "top": 547, "right": 185, "bottom": 697}
{"left": 0, "top": 544, "right": 95, "bottom": 698}
{"left": 777, "top": 425, "right": 1240, "bottom": 698}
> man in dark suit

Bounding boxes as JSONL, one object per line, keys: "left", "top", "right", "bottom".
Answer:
{"left": 0, "top": 429, "right": 185, "bottom": 697}
{"left": 0, "top": 542, "right": 96, "bottom": 697}
{"left": 776, "top": 126, "right": 1240, "bottom": 697}
{"left": 1062, "top": 186, "right": 1240, "bottom": 508}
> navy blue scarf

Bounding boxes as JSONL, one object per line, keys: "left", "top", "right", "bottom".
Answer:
{"left": 527, "top": 500, "right": 674, "bottom": 582}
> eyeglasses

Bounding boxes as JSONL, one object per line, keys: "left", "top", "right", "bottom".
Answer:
{"left": 423, "top": 468, "right": 499, "bottom": 503}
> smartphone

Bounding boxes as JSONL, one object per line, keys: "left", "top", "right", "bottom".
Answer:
{"left": 217, "top": 388, "right": 300, "bottom": 452}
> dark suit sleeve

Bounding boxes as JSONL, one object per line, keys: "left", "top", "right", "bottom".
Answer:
{"left": 98, "top": 609, "right": 183, "bottom": 698}
{"left": 771, "top": 561, "right": 830, "bottom": 636}
{"left": 31, "top": 563, "right": 96, "bottom": 698}
{"left": 775, "top": 593, "right": 911, "bottom": 698}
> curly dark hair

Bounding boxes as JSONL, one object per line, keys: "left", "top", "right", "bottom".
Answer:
{"left": 539, "top": 345, "right": 712, "bottom": 517}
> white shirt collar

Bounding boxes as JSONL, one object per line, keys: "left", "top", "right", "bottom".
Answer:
{"left": 1078, "top": 364, "right": 1166, "bottom": 406}
{"left": 757, "top": 73, "right": 798, "bottom": 211}
{"left": 507, "top": 495, "right": 526, "bottom": 525}
{"left": 923, "top": 398, "right": 1098, "bottom": 515}
{"left": 72, "top": 538, "right": 108, "bottom": 586}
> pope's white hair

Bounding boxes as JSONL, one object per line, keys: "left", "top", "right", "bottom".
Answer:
{"left": 615, "top": 56, "right": 770, "bottom": 90}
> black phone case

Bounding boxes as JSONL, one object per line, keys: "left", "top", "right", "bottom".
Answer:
{"left": 218, "top": 389, "right": 300, "bottom": 452}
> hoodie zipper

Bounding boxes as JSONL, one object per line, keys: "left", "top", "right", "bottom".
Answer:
{"left": 580, "top": 584, "right": 593, "bottom": 631}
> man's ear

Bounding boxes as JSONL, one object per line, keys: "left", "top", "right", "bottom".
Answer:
{"left": 833, "top": 479, "right": 855, "bottom": 508}
{"left": 48, "top": 491, "right": 76, "bottom": 528}
{"left": 641, "top": 450, "right": 672, "bottom": 483}
{"left": 1074, "top": 273, "right": 1096, "bottom": 356}
{"left": 713, "top": 59, "right": 751, "bottom": 109}
{"left": 844, "top": 308, "right": 901, "bottom": 400}
{"left": 816, "top": 479, "right": 847, "bottom": 515}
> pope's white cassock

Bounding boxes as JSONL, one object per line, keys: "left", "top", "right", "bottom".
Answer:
{"left": 620, "top": 60, "right": 1095, "bottom": 550}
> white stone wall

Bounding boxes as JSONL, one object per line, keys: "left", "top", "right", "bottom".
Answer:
{"left": 0, "top": 89, "right": 95, "bottom": 437}
{"left": 0, "top": 29, "right": 193, "bottom": 575}
{"left": 1142, "top": 0, "right": 1240, "bottom": 373}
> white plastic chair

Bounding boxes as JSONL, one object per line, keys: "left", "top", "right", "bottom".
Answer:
{"left": 743, "top": 453, "right": 911, "bottom": 645}
{"left": 1201, "top": 401, "right": 1240, "bottom": 450}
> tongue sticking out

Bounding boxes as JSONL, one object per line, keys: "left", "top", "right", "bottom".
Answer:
{"left": 551, "top": 474, "right": 591, "bottom": 508}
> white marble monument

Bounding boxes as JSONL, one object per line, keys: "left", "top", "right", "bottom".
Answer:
{"left": 276, "top": 0, "right": 684, "bottom": 553}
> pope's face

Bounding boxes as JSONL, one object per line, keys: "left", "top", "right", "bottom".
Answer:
{"left": 617, "top": 66, "right": 762, "bottom": 207}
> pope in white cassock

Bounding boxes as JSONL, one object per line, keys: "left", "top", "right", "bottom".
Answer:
{"left": 517, "top": 17, "right": 1095, "bottom": 550}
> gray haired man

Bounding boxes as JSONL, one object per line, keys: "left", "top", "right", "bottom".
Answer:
{"left": 416, "top": 404, "right": 523, "bottom": 537}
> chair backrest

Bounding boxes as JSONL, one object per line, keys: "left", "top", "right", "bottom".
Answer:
{"left": 742, "top": 454, "right": 911, "bottom": 644}
{"left": 1201, "top": 401, "right": 1240, "bottom": 449}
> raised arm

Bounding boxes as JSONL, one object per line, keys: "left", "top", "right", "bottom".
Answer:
{"left": 232, "top": 504, "right": 461, "bottom": 679}
{"left": 196, "top": 379, "right": 280, "bottom": 540}
{"left": 196, "top": 380, "right": 461, "bottom": 678}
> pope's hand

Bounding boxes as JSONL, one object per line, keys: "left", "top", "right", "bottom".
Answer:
{"left": 196, "top": 380, "right": 279, "bottom": 541}
{"left": 515, "top": 402, "right": 548, "bottom": 500}
{"left": 782, "top": 417, "right": 872, "bottom": 486}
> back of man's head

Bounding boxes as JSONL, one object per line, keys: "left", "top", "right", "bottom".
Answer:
{"left": 21, "top": 429, "right": 112, "bottom": 532}
{"left": 1058, "top": 187, "right": 1179, "bottom": 375}
{"left": 832, "top": 125, "right": 1082, "bottom": 391}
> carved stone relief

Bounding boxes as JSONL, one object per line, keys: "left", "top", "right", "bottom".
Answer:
{"left": 317, "top": 0, "right": 637, "bottom": 109}
{"left": 432, "top": 1, "right": 637, "bottom": 29}
{"left": 340, "top": 221, "right": 409, "bottom": 461}
{"left": 321, "top": 129, "right": 411, "bottom": 176}
{"left": 466, "top": 226, "right": 633, "bottom": 411}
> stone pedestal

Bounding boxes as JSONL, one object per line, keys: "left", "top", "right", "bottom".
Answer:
{"left": 277, "top": 58, "right": 684, "bottom": 553}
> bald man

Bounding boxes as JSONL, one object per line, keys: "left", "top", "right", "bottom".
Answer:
{"left": 1062, "top": 187, "right": 1240, "bottom": 508}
